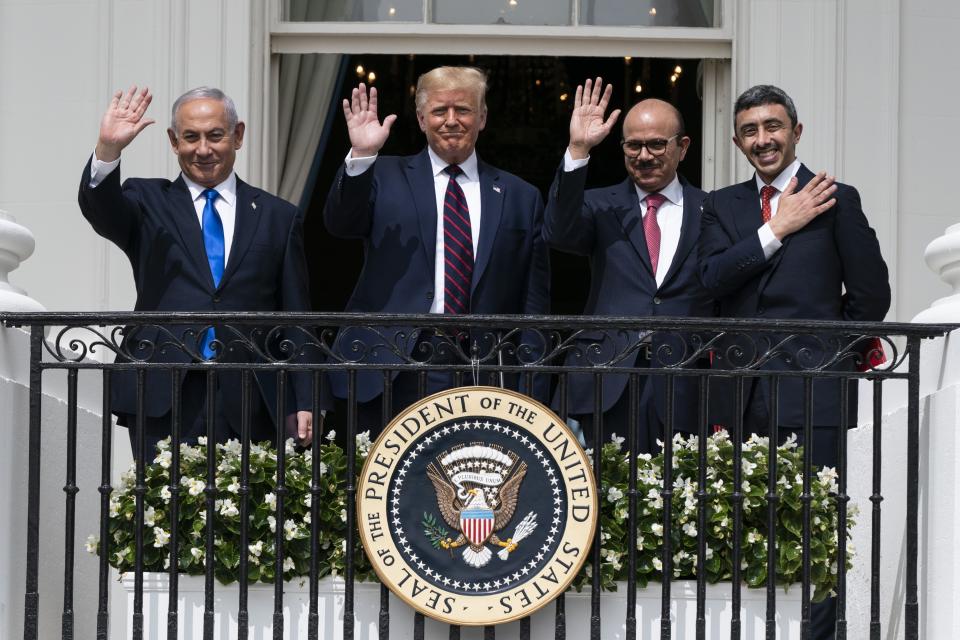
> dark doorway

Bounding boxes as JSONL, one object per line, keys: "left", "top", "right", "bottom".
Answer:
{"left": 302, "top": 54, "right": 705, "bottom": 315}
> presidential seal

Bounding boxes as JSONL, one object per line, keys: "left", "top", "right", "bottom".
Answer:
{"left": 357, "top": 387, "right": 597, "bottom": 626}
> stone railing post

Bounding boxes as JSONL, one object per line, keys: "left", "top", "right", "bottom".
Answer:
{"left": 913, "top": 221, "right": 960, "bottom": 323}
{"left": 0, "top": 209, "right": 45, "bottom": 312}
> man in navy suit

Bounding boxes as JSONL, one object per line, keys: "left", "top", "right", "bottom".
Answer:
{"left": 79, "top": 86, "right": 318, "bottom": 455}
{"left": 543, "top": 79, "right": 715, "bottom": 451}
{"left": 698, "top": 85, "right": 890, "bottom": 463}
{"left": 698, "top": 85, "right": 890, "bottom": 639}
{"left": 324, "top": 67, "right": 549, "bottom": 434}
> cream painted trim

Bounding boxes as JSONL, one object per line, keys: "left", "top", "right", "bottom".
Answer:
{"left": 270, "top": 23, "right": 732, "bottom": 58}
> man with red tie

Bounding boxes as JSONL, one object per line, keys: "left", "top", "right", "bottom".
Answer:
{"left": 543, "top": 78, "right": 715, "bottom": 451}
{"left": 698, "top": 86, "right": 891, "bottom": 637}
{"left": 324, "top": 67, "right": 549, "bottom": 434}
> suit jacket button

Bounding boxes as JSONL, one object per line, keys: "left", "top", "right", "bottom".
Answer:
{"left": 757, "top": 307, "right": 765, "bottom": 314}
{"left": 426, "top": 291, "right": 434, "bottom": 300}
{"left": 653, "top": 296, "right": 662, "bottom": 305}
{"left": 213, "top": 295, "right": 221, "bottom": 303}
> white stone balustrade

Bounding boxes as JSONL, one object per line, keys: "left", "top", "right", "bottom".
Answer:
{"left": 0, "top": 209, "right": 44, "bottom": 312}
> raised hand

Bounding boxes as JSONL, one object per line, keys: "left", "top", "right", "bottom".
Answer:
{"left": 96, "top": 85, "right": 155, "bottom": 162}
{"left": 343, "top": 83, "right": 397, "bottom": 158}
{"left": 768, "top": 172, "right": 838, "bottom": 240}
{"left": 568, "top": 77, "right": 621, "bottom": 160}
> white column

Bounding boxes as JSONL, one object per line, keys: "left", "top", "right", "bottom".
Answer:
{"left": 913, "top": 222, "right": 960, "bottom": 324}
{"left": 0, "top": 210, "right": 45, "bottom": 312}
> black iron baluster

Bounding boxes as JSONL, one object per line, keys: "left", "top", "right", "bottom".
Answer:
{"left": 273, "top": 370, "right": 288, "bottom": 639}
{"left": 835, "top": 377, "right": 850, "bottom": 640}
{"left": 660, "top": 374, "right": 674, "bottom": 640}
{"left": 379, "top": 371, "right": 392, "bottom": 640}
{"left": 905, "top": 337, "right": 921, "bottom": 640}
{"left": 308, "top": 371, "right": 322, "bottom": 640}
{"left": 520, "top": 616, "right": 530, "bottom": 640}
{"left": 133, "top": 369, "right": 147, "bottom": 640}
{"left": 167, "top": 370, "right": 182, "bottom": 640}
{"left": 484, "top": 625, "right": 496, "bottom": 639}
{"left": 96, "top": 370, "right": 113, "bottom": 640}
{"left": 345, "top": 370, "right": 358, "bottom": 640}
{"left": 590, "top": 373, "right": 602, "bottom": 640}
{"left": 555, "top": 371, "right": 568, "bottom": 640}
{"left": 696, "top": 375, "right": 709, "bottom": 640}
{"left": 764, "top": 376, "right": 780, "bottom": 640}
{"left": 61, "top": 369, "right": 79, "bottom": 639}
{"left": 869, "top": 378, "right": 883, "bottom": 640}
{"left": 414, "top": 609, "right": 425, "bottom": 640}
{"left": 800, "top": 378, "right": 813, "bottom": 640}
{"left": 626, "top": 373, "right": 639, "bottom": 640}
{"left": 23, "top": 325, "right": 42, "bottom": 640}
{"left": 447, "top": 622, "right": 461, "bottom": 640}
{"left": 238, "top": 370, "right": 252, "bottom": 640}
{"left": 729, "top": 377, "right": 743, "bottom": 640}
{"left": 203, "top": 370, "right": 217, "bottom": 640}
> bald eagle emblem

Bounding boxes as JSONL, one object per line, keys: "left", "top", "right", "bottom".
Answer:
{"left": 425, "top": 443, "right": 538, "bottom": 569}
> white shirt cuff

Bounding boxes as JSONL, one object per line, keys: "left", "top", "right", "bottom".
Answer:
{"left": 88, "top": 152, "right": 120, "bottom": 188}
{"left": 563, "top": 149, "right": 590, "bottom": 172}
{"left": 344, "top": 151, "right": 377, "bottom": 177}
{"left": 757, "top": 223, "right": 782, "bottom": 260}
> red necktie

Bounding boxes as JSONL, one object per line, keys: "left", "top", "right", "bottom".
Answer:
{"left": 442, "top": 165, "right": 473, "bottom": 314}
{"left": 643, "top": 193, "right": 667, "bottom": 275}
{"left": 760, "top": 185, "right": 777, "bottom": 223}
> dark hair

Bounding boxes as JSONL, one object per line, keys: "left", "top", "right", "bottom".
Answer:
{"left": 733, "top": 84, "right": 798, "bottom": 128}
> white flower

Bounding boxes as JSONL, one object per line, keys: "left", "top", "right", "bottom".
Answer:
{"left": 284, "top": 519, "right": 299, "bottom": 541}
{"left": 159, "top": 486, "right": 172, "bottom": 503}
{"left": 113, "top": 551, "right": 125, "bottom": 565}
{"left": 267, "top": 515, "right": 277, "bottom": 533}
{"left": 705, "top": 545, "right": 714, "bottom": 560}
{"left": 652, "top": 557, "right": 663, "bottom": 571}
{"left": 219, "top": 498, "right": 239, "bottom": 518}
{"left": 340, "top": 509, "right": 348, "bottom": 523}
{"left": 285, "top": 438, "right": 296, "bottom": 455}
{"left": 222, "top": 439, "right": 242, "bottom": 457}
{"left": 651, "top": 523, "right": 664, "bottom": 537}
{"left": 609, "top": 432, "right": 625, "bottom": 447}
{"left": 226, "top": 477, "right": 240, "bottom": 494}
{"left": 154, "top": 450, "right": 172, "bottom": 469}
{"left": 741, "top": 458, "right": 757, "bottom": 476}
{"left": 326, "top": 430, "right": 336, "bottom": 442}
{"left": 318, "top": 462, "right": 328, "bottom": 476}
{"left": 747, "top": 531, "right": 762, "bottom": 544}
{"left": 190, "top": 547, "right": 204, "bottom": 561}
{"left": 85, "top": 535, "right": 99, "bottom": 554}
{"left": 304, "top": 511, "right": 311, "bottom": 524}
{"left": 248, "top": 540, "right": 264, "bottom": 557}
{"left": 607, "top": 486, "right": 624, "bottom": 503}
{"left": 682, "top": 522, "right": 697, "bottom": 537}
{"left": 144, "top": 506, "right": 157, "bottom": 527}
{"left": 184, "top": 477, "right": 205, "bottom": 496}
{"left": 197, "top": 436, "right": 207, "bottom": 446}
{"left": 152, "top": 527, "right": 170, "bottom": 548}
{"left": 265, "top": 493, "right": 277, "bottom": 511}
{"left": 356, "top": 430, "right": 372, "bottom": 456}
{"left": 283, "top": 557, "right": 296, "bottom": 572}
{"left": 109, "top": 497, "right": 121, "bottom": 518}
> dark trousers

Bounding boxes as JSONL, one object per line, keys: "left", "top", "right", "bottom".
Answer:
{"left": 572, "top": 376, "right": 664, "bottom": 454}
{"left": 122, "top": 371, "right": 270, "bottom": 460}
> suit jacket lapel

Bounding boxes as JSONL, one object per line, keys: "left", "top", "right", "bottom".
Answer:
{"left": 756, "top": 164, "right": 814, "bottom": 295}
{"left": 167, "top": 177, "right": 214, "bottom": 286}
{"left": 614, "top": 180, "right": 655, "bottom": 279}
{"left": 405, "top": 150, "right": 439, "bottom": 274}
{"left": 660, "top": 182, "right": 700, "bottom": 288}
{"left": 473, "top": 159, "right": 503, "bottom": 293}
{"left": 220, "top": 178, "right": 264, "bottom": 288}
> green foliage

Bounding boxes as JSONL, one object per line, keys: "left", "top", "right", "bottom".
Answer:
{"left": 88, "top": 430, "right": 853, "bottom": 600}
{"left": 574, "top": 430, "right": 855, "bottom": 602}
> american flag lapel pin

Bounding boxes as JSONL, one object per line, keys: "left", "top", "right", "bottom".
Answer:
{"left": 493, "top": 185, "right": 502, "bottom": 194}
{"left": 251, "top": 202, "right": 257, "bottom": 210}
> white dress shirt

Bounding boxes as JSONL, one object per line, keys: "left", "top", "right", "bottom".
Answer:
{"left": 755, "top": 158, "right": 802, "bottom": 260}
{"left": 563, "top": 149, "right": 683, "bottom": 288}
{"left": 89, "top": 153, "right": 239, "bottom": 265}
{"left": 344, "top": 148, "right": 483, "bottom": 314}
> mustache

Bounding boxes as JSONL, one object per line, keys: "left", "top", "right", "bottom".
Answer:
{"left": 630, "top": 159, "right": 660, "bottom": 170}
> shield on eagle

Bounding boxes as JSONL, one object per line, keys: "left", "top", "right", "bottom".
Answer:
{"left": 460, "top": 507, "right": 494, "bottom": 546}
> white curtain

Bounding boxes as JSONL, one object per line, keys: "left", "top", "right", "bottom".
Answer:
{"left": 276, "top": 0, "right": 356, "bottom": 204}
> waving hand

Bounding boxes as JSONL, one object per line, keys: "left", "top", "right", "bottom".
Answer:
{"left": 96, "top": 85, "right": 155, "bottom": 162}
{"left": 568, "top": 77, "right": 621, "bottom": 160}
{"left": 343, "top": 83, "right": 397, "bottom": 158}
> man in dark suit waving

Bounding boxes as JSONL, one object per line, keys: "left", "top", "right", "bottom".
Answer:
{"left": 543, "top": 79, "right": 715, "bottom": 451}
{"left": 324, "top": 67, "right": 549, "bottom": 433}
{"left": 79, "top": 85, "right": 317, "bottom": 454}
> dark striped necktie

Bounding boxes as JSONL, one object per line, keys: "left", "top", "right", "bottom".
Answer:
{"left": 442, "top": 165, "right": 473, "bottom": 314}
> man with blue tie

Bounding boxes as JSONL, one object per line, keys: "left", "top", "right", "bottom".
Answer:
{"left": 324, "top": 67, "right": 550, "bottom": 434}
{"left": 79, "top": 86, "right": 318, "bottom": 455}
{"left": 543, "top": 79, "right": 715, "bottom": 451}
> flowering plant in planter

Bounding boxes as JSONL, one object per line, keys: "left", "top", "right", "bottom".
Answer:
{"left": 90, "top": 430, "right": 852, "bottom": 602}
{"left": 578, "top": 430, "right": 854, "bottom": 602}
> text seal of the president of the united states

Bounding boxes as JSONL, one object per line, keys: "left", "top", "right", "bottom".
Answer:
{"left": 357, "top": 386, "right": 598, "bottom": 625}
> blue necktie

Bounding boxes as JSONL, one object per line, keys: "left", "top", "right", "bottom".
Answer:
{"left": 442, "top": 165, "right": 473, "bottom": 314}
{"left": 200, "top": 188, "right": 223, "bottom": 358}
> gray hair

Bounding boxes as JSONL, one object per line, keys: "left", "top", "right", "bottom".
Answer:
{"left": 734, "top": 84, "right": 798, "bottom": 128}
{"left": 170, "top": 87, "right": 239, "bottom": 134}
